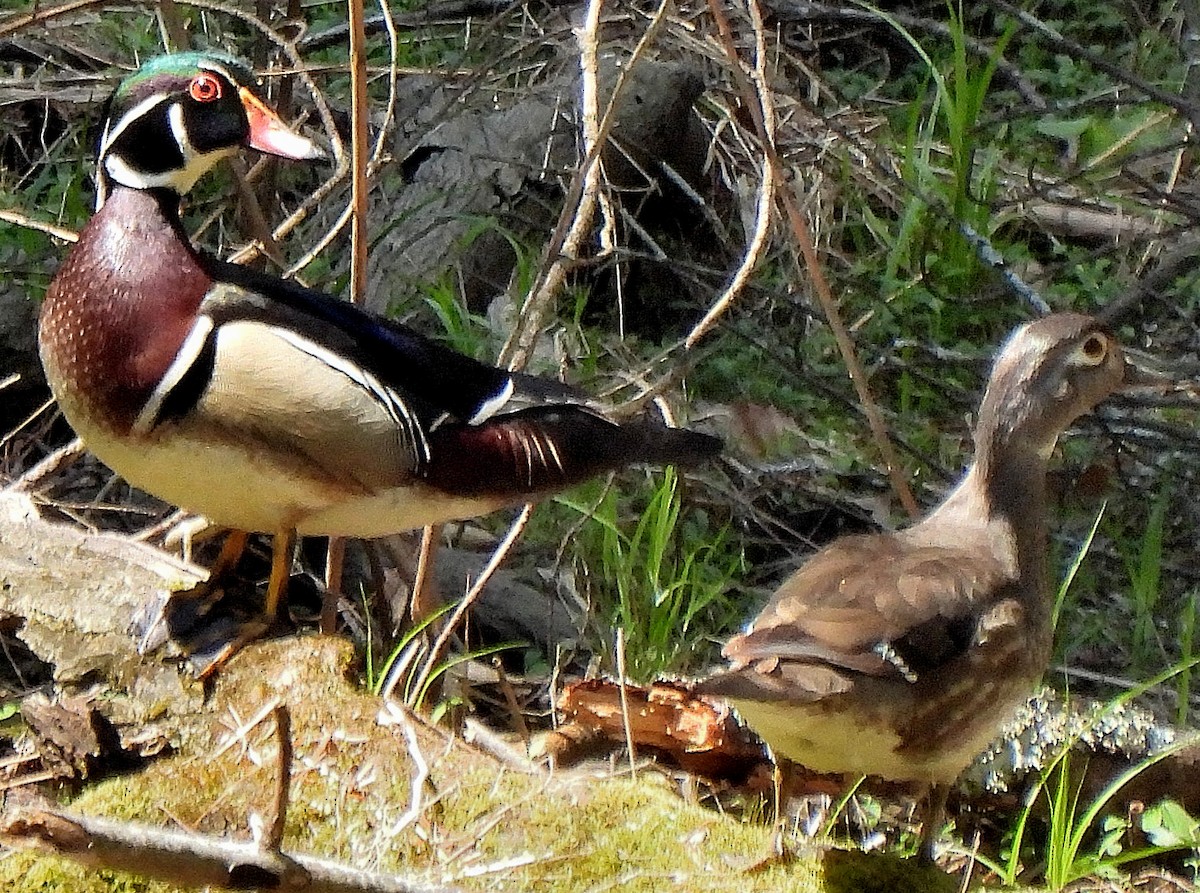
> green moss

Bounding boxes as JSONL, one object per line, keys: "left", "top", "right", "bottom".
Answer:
{"left": 0, "top": 637, "right": 821, "bottom": 892}
{"left": 822, "top": 849, "right": 962, "bottom": 893}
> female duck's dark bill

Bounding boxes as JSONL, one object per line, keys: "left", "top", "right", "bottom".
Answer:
{"left": 239, "top": 87, "right": 325, "bottom": 160}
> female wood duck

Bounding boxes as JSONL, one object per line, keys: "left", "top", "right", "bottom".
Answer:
{"left": 38, "top": 52, "right": 720, "bottom": 653}
{"left": 699, "top": 314, "right": 1153, "bottom": 857}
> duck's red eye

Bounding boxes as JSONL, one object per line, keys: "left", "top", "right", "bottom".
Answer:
{"left": 189, "top": 72, "right": 222, "bottom": 103}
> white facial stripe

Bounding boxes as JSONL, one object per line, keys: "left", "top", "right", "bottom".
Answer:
{"left": 98, "top": 118, "right": 112, "bottom": 161}
{"left": 166, "top": 102, "right": 230, "bottom": 193}
{"left": 98, "top": 92, "right": 170, "bottom": 160}
{"left": 168, "top": 102, "right": 191, "bottom": 155}
{"left": 133, "top": 315, "right": 216, "bottom": 435}
{"left": 468, "top": 378, "right": 515, "bottom": 425}
{"left": 198, "top": 60, "right": 240, "bottom": 85}
{"left": 96, "top": 119, "right": 114, "bottom": 209}
{"left": 104, "top": 98, "right": 237, "bottom": 195}
{"left": 104, "top": 152, "right": 159, "bottom": 191}
{"left": 103, "top": 146, "right": 231, "bottom": 196}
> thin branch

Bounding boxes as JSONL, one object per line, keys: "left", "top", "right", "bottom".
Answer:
{"left": 499, "top": 0, "right": 671, "bottom": 371}
{"left": 0, "top": 209, "right": 77, "bottom": 243}
{"left": 409, "top": 505, "right": 534, "bottom": 707}
{"left": 265, "top": 703, "right": 293, "bottom": 851}
{"left": 409, "top": 523, "right": 442, "bottom": 626}
{"left": 683, "top": 151, "right": 774, "bottom": 349}
{"left": 985, "top": 0, "right": 1200, "bottom": 128}
{"left": 615, "top": 628, "right": 637, "bottom": 782}
{"left": 0, "top": 0, "right": 112, "bottom": 38}
{"left": 498, "top": 0, "right": 606, "bottom": 371}
{"left": 763, "top": 0, "right": 1046, "bottom": 108}
{"left": 706, "top": 0, "right": 919, "bottom": 517}
{"left": 5, "top": 439, "right": 85, "bottom": 494}
{"left": 319, "top": 0, "right": 372, "bottom": 615}
{"left": 323, "top": 536, "right": 346, "bottom": 634}
{"left": 0, "top": 804, "right": 457, "bottom": 893}
{"left": 348, "top": 0, "right": 370, "bottom": 303}
{"left": 376, "top": 700, "right": 435, "bottom": 835}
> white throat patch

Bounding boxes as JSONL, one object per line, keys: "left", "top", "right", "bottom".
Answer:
{"left": 98, "top": 95, "right": 235, "bottom": 205}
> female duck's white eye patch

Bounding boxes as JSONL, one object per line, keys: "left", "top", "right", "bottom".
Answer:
{"left": 1078, "top": 334, "right": 1108, "bottom": 365}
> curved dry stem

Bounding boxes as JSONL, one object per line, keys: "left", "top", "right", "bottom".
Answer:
{"left": 499, "top": 0, "right": 672, "bottom": 371}
{"left": 703, "top": 0, "right": 919, "bottom": 518}
{"left": 408, "top": 504, "right": 534, "bottom": 708}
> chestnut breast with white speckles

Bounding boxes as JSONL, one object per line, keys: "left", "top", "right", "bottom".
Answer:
{"left": 39, "top": 187, "right": 210, "bottom": 434}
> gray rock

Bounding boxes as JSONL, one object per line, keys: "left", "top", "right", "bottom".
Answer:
{"left": 365, "top": 55, "right": 713, "bottom": 319}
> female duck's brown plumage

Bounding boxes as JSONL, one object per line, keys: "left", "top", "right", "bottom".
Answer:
{"left": 39, "top": 52, "right": 719, "bottom": 659}
{"left": 700, "top": 314, "right": 1144, "bottom": 848}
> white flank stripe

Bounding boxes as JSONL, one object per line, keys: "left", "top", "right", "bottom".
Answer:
{"left": 545, "top": 435, "right": 564, "bottom": 475}
{"left": 271, "top": 328, "right": 431, "bottom": 463}
{"left": 468, "top": 378, "right": 514, "bottom": 425}
{"left": 132, "top": 315, "right": 215, "bottom": 435}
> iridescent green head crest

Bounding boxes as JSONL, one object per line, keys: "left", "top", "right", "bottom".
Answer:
{"left": 94, "top": 51, "right": 321, "bottom": 209}
{"left": 115, "top": 51, "right": 255, "bottom": 99}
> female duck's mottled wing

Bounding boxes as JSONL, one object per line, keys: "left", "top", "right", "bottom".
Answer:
{"left": 707, "top": 534, "right": 1021, "bottom": 702}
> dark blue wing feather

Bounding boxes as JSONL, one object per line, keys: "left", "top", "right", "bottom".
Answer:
{"left": 207, "top": 257, "right": 580, "bottom": 423}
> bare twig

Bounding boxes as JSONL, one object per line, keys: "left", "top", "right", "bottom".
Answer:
{"left": 0, "top": 209, "right": 77, "bottom": 243}
{"left": 0, "top": 804, "right": 457, "bottom": 893}
{"left": 498, "top": 0, "right": 607, "bottom": 371}
{"left": 348, "top": 0, "right": 370, "bottom": 303}
{"left": 264, "top": 703, "right": 293, "bottom": 851}
{"left": 369, "top": 1, "right": 402, "bottom": 168}
{"left": 5, "top": 439, "right": 85, "bottom": 494}
{"left": 323, "top": 536, "right": 346, "bottom": 634}
{"left": 615, "top": 628, "right": 637, "bottom": 782}
{"left": 499, "top": 0, "right": 672, "bottom": 370}
{"left": 211, "top": 696, "right": 282, "bottom": 761}
{"left": 985, "top": 0, "right": 1200, "bottom": 127}
{"left": 763, "top": 0, "right": 1046, "bottom": 108}
{"left": 683, "top": 151, "right": 774, "bottom": 348}
{"left": 322, "top": 0, "right": 373, "bottom": 616}
{"left": 410, "top": 524, "right": 442, "bottom": 626}
{"left": 408, "top": 505, "right": 534, "bottom": 708}
{"left": 461, "top": 717, "right": 540, "bottom": 772}
{"left": 156, "top": 0, "right": 188, "bottom": 52}
{"left": 0, "top": 397, "right": 54, "bottom": 454}
{"left": 493, "top": 658, "right": 531, "bottom": 747}
{"left": 376, "top": 700, "right": 435, "bottom": 835}
{"left": 1099, "top": 235, "right": 1200, "bottom": 325}
{"left": 706, "top": 0, "right": 919, "bottom": 517}
{"left": 0, "top": 0, "right": 111, "bottom": 38}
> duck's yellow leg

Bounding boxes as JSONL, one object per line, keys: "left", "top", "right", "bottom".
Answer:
{"left": 263, "top": 527, "right": 298, "bottom": 621}
{"left": 209, "top": 529, "right": 250, "bottom": 580}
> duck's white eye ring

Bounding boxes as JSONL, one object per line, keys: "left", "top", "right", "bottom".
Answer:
{"left": 1079, "top": 334, "right": 1108, "bottom": 365}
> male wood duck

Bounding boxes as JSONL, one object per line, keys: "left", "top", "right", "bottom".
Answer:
{"left": 698, "top": 314, "right": 1153, "bottom": 857}
{"left": 38, "top": 52, "right": 720, "bottom": 660}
